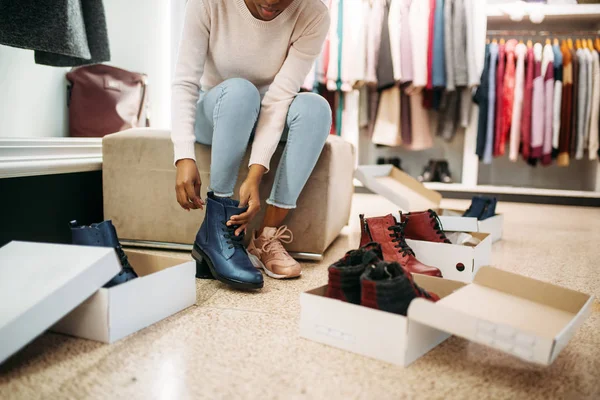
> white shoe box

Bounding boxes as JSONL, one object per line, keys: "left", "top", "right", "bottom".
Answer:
{"left": 406, "top": 232, "right": 492, "bottom": 283}
{"left": 52, "top": 249, "right": 196, "bottom": 343}
{"left": 300, "top": 267, "right": 594, "bottom": 367}
{"left": 0, "top": 242, "right": 195, "bottom": 364}
{"left": 355, "top": 165, "right": 504, "bottom": 243}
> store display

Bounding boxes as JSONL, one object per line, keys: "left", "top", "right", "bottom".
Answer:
{"left": 359, "top": 214, "right": 443, "bottom": 277}
{"left": 70, "top": 220, "right": 138, "bottom": 288}
{"left": 436, "top": 160, "right": 454, "bottom": 183}
{"left": 192, "top": 192, "right": 264, "bottom": 290}
{"left": 463, "top": 196, "right": 498, "bottom": 220}
{"left": 477, "top": 35, "right": 600, "bottom": 165}
{"left": 401, "top": 209, "right": 452, "bottom": 243}
{"left": 418, "top": 160, "right": 438, "bottom": 182}
{"left": 417, "top": 159, "right": 454, "bottom": 183}
{"left": 248, "top": 226, "right": 301, "bottom": 279}
{"left": 361, "top": 260, "right": 439, "bottom": 316}
{"left": 326, "top": 242, "right": 383, "bottom": 304}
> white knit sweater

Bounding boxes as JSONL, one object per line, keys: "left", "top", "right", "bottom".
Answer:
{"left": 171, "top": 0, "right": 329, "bottom": 169}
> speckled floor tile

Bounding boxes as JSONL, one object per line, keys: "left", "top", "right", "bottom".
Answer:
{"left": 1, "top": 193, "right": 599, "bottom": 399}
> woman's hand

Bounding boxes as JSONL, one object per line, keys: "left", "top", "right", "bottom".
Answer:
{"left": 228, "top": 165, "right": 267, "bottom": 236}
{"left": 175, "top": 159, "right": 205, "bottom": 211}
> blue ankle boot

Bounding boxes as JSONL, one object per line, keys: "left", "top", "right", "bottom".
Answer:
{"left": 463, "top": 196, "right": 497, "bottom": 220}
{"left": 192, "top": 192, "right": 263, "bottom": 290}
{"left": 70, "top": 220, "right": 138, "bottom": 288}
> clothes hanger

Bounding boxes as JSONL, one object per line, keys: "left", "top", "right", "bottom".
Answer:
{"left": 587, "top": 39, "right": 594, "bottom": 50}
{"left": 527, "top": 39, "right": 533, "bottom": 48}
{"left": 576, "top": 39, "right": 582, "bottom": 49}
{"left": 486, "top": 38, "right": 491, "bottom": 44}
{"left": 519, "top": 39, "right": 524, "bottom": 45}
{"left": 545, "top": 38, "right": 551, "bottom": 45}
{"left": 553, "top": 38, "right": 559, "bottom": 46}
{"left": 595, "top": 38, "right": 600, "bottom": 51}
{"left": 499, "top": 38, "right": 505, "bottom": 45}
{"left": 567, "top": 38, "right": 574, "bottom": 50}
{"left": 492, "top": 38, "right": 498, "bottom": 44}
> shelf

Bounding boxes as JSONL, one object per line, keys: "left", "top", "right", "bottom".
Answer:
{"left": 487, "top": 3, "right": 600, "bottom": 21}
{"left": 0, "top": 137, "right": 102, "bottom": 179}
{"left": 423, "top": 183, "right": 600, "bottom": 199}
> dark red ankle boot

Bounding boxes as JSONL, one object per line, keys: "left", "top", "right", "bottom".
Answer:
{"left": 359, "top": 214, "right": 442, "bottom": 277}
{"left": 401, "top": 209, "right": 451, "bottom": 244}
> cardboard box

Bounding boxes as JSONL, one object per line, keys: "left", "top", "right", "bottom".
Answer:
{"left": 355, "top": 165, "right": 504, "bottom": 242}
{"left": 300, "top": 267, "right": 593, "bottom": 367}
{"left": 52, "top": 249, "right": 196, "bottom": 343}
{"left": 406, "top": 232, "right": 492, "bottom": 283}
{"left": 0, "top": 242, "right": 121, "bottom": 364}
{"left": 300, "top": 275, "right": 468, "bottom": 367}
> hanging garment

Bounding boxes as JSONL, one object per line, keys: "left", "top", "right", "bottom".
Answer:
{"left": 521, "top": 46, "right": 535, "bottom": 161}
{"left": 497, "top": 39, "right": 518, "bottom": 157}
{"left": 0, "top": 0, "right": 110, "bottom": 66}
{"left": 409, "top": 0, "right": 431, "bottom": 88}
{"left": 453, "top": 0, "right": 468, "bottom": 86}
{"left": 366, "top": 0, "right": 386, "bottom": 84}
{"left": 399, "top": 0, "right": 414, "bottom": 83}
{"left": 389, "top": 0, "right": 403, "bottom": 82}
{"left": 326, "top": 0, "right": 341, "bottom": 91}
{"left": 400, "top": 83, "right": 413, "bottom": 145}
{"left": 459, "top": 87, "right": 472, "bottom": 128}
{"left": 542, "top": 43, "right": 555, "bottom": 165}
{"left": 405, "top": 92, "right": 433, "bottom": 150}
{"left": 589, "top": 50, "right": 600, "bottom": 160}
{"left": 558, "top": 43, "right": 573, "bottom": 166}
{"left": 552, "top": 43, "right": 564, "bottom": 157}
{"left": 432, "top": 0, "right": 446, "bottom": 87}
{"left": 465, "top": 0, "right": 487, "bottom": 87}
{"left": 426, "top": 0, "right": 437, "bottom": 89}
{"left": 372, "top": 86, "right": 402, "bottom": 146}
{"left": 484, "top": 43, "right": 499, "bottom": 164}
{"left": 530, "top": 43, "right": 545, "bottom": 160}
{"left": 570, "top": 48, "right": 579, "bottom": 158}
{"left": 509, "top": 43, "right": 527, "bottom": 162}
{"left": 438, "top": 91, "right": 461, "bottom": 141}
{"left": 341, "top": 90, "right": 361, "bottom": 164}
{"left": 493, "top": 43, "right": 506, "bottom": 157}
{"left": 444, "top": 0, "right": 455, "bottom": 91}
{"left": 474, "top": 44, "right": 491, "bottom": 159}
{"left": 583, "top": 48, "right": 594, "bottom": 156}
{"left": 377, "top": 2, "right": 396, "bottom": 90}
{"left": 340, "top": 0, "right": 367, "bottom": 90}
{"left": 576, "top": 48, "right": 589, "bottom": 159}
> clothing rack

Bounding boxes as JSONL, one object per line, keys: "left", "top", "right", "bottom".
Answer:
{"left": 486, "top": 30, "right": 600, "bottom": 37}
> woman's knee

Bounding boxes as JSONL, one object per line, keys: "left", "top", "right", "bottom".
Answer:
{"left": 288, "top": 93, "right": 332, "bottom": 134}
{"left": 220, "top": 78, "right": 261, "bottom": 110}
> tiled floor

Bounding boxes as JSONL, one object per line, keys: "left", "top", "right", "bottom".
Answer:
{"left": 1, "top": 194, "right": 599, "bottom": 399}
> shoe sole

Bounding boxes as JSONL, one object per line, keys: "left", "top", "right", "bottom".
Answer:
{"left": 248, "top": 253, "right": 302, "bottom": 280}
{"left": 192, "top": 244, "right": 264, "bottom": 290}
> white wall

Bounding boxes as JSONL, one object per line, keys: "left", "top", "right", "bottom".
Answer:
{"left": 0, "top": 0, "right": 174, "bottom": 138}
{"left": 0, "top": 46, "right": 69, "bottom": 138}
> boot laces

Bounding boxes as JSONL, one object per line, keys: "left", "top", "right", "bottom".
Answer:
{"left": 427, "top": 209, "right": 451, "bottom": 243}
{"left": 221, "top": 222, "right": 246, "bottom": 250}
{"left": 387, "top": 222, "right": 415, "bottom": 257}
{"left": 261, "top": 225, "right": 293, "bottom": 254}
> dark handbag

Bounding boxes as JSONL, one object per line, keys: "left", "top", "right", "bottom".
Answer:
{"left": 66, "top": 64, "right": 150, "bottom": 137}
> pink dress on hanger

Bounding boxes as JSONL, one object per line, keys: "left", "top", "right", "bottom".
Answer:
{"left": 530, "top": 43, "right": 545, "bottom": 160}
{"left": 542, "top": 43, "right": 555, "bottom": 165}
{"left": 498, "top": 39, "right": 518, "bottom": 157}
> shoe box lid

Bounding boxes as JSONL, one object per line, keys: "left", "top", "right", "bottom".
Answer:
{"left": 407, "top": 267, "right": 594, "bottom": 366}
{"left": 355, "top": 165, "right": 503, "bottom": 240}
{"left": 0, "top": 241, "right": 121, "bottom": 364}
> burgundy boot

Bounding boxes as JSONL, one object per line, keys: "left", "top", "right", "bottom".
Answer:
{"left": 401, "top": 209, "right": 451, "bottom": 244}
{"left": 359, "top": 214, "right": 442, "bottom": 277}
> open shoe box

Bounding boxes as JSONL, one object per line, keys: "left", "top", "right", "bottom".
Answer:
{"left": 0, "top": 241, "right": 195, "bottom": 364}
{"left": 355, "top": 165, "right": 504, "bottom": 243}
{"left": 52, "top": 249, "right": 196, "bottom": 343}
{"left": 300, "top": 267, "right": 593, "bottom": 367}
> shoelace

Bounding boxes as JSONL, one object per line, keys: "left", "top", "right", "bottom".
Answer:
{"left": 115, "top": 246, "right": 137, "bottom": 277}
{"left": 221, "top": 222, "right": 246, "bottom": 250}
{"left": 427, "top": 209, "right": 451, "bottom": 244}
{"left": 387, "top": 223, "right": 416, "bottom": 257}
{"left": 261, "top": 225, "right": 293, "bottom": 254}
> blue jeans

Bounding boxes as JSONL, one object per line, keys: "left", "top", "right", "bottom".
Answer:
{"left": 194, "top": 78, "right": 332, "bottom": 209}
